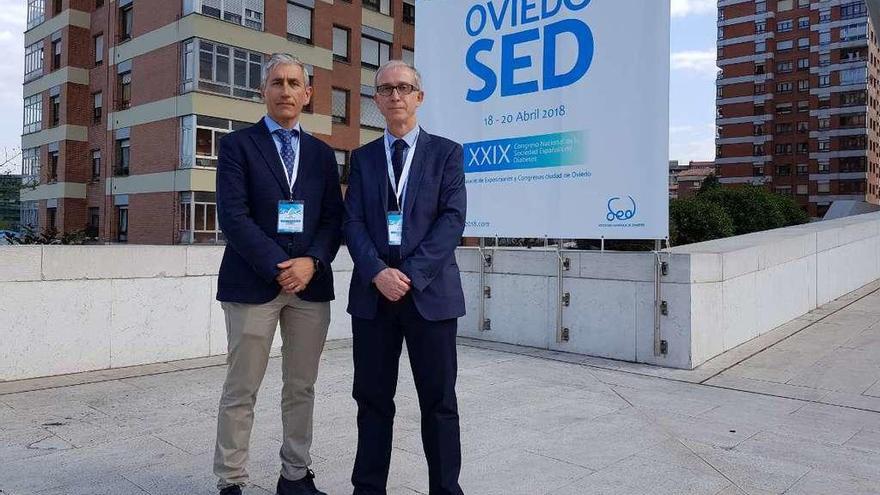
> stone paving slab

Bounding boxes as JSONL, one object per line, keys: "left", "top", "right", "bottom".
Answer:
{"left": 2, "top": 287, "right": 880, "bottom": 494}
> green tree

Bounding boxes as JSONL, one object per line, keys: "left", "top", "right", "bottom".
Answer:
{"left": 699, "top": 173, "right": 721, "bottom": 193}
{"left": 698, "top": 186, "right": 787, "bottom": 235}
{"left": 669, "top": 197, "right": 735, "bottom": 246}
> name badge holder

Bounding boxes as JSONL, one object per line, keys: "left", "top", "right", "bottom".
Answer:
{"left": 278, "top": 200, "right": 304, "bottom": 233}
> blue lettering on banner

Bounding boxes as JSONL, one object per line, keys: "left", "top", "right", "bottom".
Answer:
{"left": 463, "top": 131, "right": 585, "bottom": 173}
{"left": 465, "top": 0, "right": 595, "bottom": 102}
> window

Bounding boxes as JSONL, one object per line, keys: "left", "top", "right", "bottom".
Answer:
{"left": 361, "top": 34, "right": 391, "bottom": 70}
{"left": 180, "top": 115, "right": 249, "bottom": 169}
{"left": 22, "top": 148, "right": 40, "bottom": 186}
{"left": 48, "top": 150, "right": 58, "bottom": 182}
{"left": 332, "top": 88, "right": 349, "bottom": 124}
{"left": 755, "top": 1, "right": 766, "bottom": 14}
{"left": 840, "top": 24, "right": 867, "bottom": 42}
{"left": 119, "top": 3, "right": 133, "bottom": 42}
{"left": 87, "top": 208, "right": 100, "bottom": 238}
{"left": 287, "top": 1, "right": 313, "bottom": 44}
{"left": 797, "top": 100, "right": 809, "bottom": 112}
{"left": 24, "top": 42, "right": 43, "bottom": 82}
{"left": 753, "top": 165, "right": 765, "bottom": 176}
{"left": 756, "top": 41, "right": 766, "bottom": 53}
{"left": 23, "top": 94, "right": 42, "bottom": 134}
{"left": 841, "top": 135, "right": 867, "bottom": 150}
{"left": 775, "top": 143, "right": 793, "bottom": 155}
{"left": 116, "top": 138, "right": 130, "bottom": 175}
{"left": 754, "top": 124, "right": 765, "bottom": 135}
{"left": 194, "top": 0, "right": 264, "bottom": 30}
{"left": 94, "top": 34, "right": 103, "bottom": 66}
{"left": 840, "top": 2, "right": 867, "bottom": 20}
{"left": 798, "top": 0, "right": 809, "bottom": 7}
{"left": 818, "top": 140, "right": 830, "bottom": 151}
{"left": 117, "top": 206, "right": 128, "bottom": 242}
{"left": 798, "top": 37, "right": 809, "bottom": 49}
{"left": 819, "top": 10, "right": 831, "bottom": 23}
{"left": 21, "top": 201, "right": 39, "bottom": 230}
{"left": 753, "top": 144, "right": 765, "bottom": 156}
{"left": 798, "top": 79, "right": 809, "bottom": 92}
{"left": 402, "top": 47, "right": 414, "bottom": 66}
{"left": 775, "top": 123, "right": 793, "bottom": 134}
{"left": 754, "top": 83, "right": 766, "bottom": 94}
{"left": 334, "top": 150, "right": 349, "bottom": 184}
{"left": 777, "top": 20, "right": 793, "bottom": 33}
{"left": 27, "top": 0, "right": 45, "bottom": 29}
{"left": 777, "top": 0, "right": 792, "bottom": 11}
{"left": 51, "top": 38, "right": 61, "bottom": 70}
{"left": 363, "top": 0, "right": 390, "bottom": 15}
{"left": 796, "top": 164, "right": 808, "bottom": 176}
{"left": 840, "top": 67, "right": 867, "bottom": 85}
{"left": 47, "top": 207, "right": 57, "bottom": 231}
{"left": 777, "top": 40, "right": 793, "bottom": 51}
{"left": 183, "top": 40, "right": 263, "bottom": 101}
{"left": 817, "top": 182, "right": 831, "bottom": 194}
{"left": 797, "top": 142, "right": 809, "bottom": 154}
{"left": 52, "top": 0, "right": 61, "bottom": 15}
{"left": 777, "top": 103, "right": 793, "bottom": 115}
{"left": 819, "top": 53, "right": 831, "bottom": 66}
{"left": 360, "top": 89, "right": 384, "bottom": 129}
{"left": 49, "top": 94, "right": 60, "bottom": 127}
{"left": 718, "top": 26, "right": 724, "bottom": 40}
{"left": 819, "top": 31, "right": 831, "bottom": 45}
{"left": 776, "top": 61, "right": 793, "bottom": 73}
{"left": 797, "top": 58, "right": 809, "bottom": 70}
{"left": 840, "top": 113, "right": 866, "bottom": 127}
{"left": 775, "top": 186, "right": 793, "bottom": 196}
{"left": 798, "top": 16, "right": 809, "bottom": 29}
{"left": 117, "top": 70, "right": 131, "bottom": 109}
{"left": 841, "top": 90, "right": 867, "bottom": 106}
{"left": 777, "top": 82, "right": 793, "bottom": 93}
{"left": 755, "top": 62, "right": 765, "bottom": 75}
{"left": 402, "top": 0, "right": 414, "bottom": 24}
{"left": 819, "top": 74, "right": 830, "bottom": 87}
{"left": 91, "top": 149, "right": 101, "bottom": 179}
{"left": 333, "top": 26, "right": 350, "bottom": 62}
{"left": 819, "top": 162, "right": 830, "bottom": 173}
{"left": 796, "top": 184, "right": 808, "bottom": 195}
{"left": 93, "top": 92, "right": 102, "bottom": 124}
{"left": 818, "top": 117, "right": 831, "bottom": 129}
{"left": 755, "top": 21, "right": 765, "bottom": 33}
{"left": 179, "top": 192, "right": 222, "bottom": 244}
{"left": 797, "top": 121, "right": 810, "bottom": 133}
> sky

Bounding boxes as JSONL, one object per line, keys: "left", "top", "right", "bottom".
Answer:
{"left": 0, "top": 0, "right": 719, "bottom": 174}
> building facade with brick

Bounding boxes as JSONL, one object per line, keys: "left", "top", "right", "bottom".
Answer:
{"left": 21, "top": 0, "right": 415, "bottom": 244}
{"left": 716, "top": 0, "right": 880, "bottom": 217}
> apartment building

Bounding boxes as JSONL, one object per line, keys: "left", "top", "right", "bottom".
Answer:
{"left": 716, "top": 0, "right": 880, "bottom": 217}
{"left": 21, "top": 0, "right": 415, "bottom": 243}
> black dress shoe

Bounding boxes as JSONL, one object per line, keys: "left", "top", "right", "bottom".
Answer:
{"left": 219, "top": 485, "right": 242, "bottom": 495}
{"left": 277, "top": 469, "right": 327, "bottom": 495}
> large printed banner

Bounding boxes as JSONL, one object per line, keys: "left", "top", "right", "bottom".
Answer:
{"left": 416, "top": 0, "right": 670, "bottom": 239}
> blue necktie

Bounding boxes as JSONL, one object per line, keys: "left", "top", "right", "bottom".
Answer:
{"left": 274, "top": 128, "right": 298, "bottom": 186}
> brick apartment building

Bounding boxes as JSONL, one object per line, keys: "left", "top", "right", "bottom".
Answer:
{"left": 21, "top": 0, "right": 415, "bottom": 244}
{"left": 669, "top": 160, "right": 717, "bottom": 199}
{"left": 716, "top": 0, "right": 880, "bottom": 218}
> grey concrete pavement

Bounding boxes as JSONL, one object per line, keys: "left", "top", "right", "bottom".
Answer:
{"left": 2, "top": 286, "right": 880, "bottom": 495}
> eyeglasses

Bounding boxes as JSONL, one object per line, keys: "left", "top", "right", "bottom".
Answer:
{"left": 376, "top": 83, "right": 420, "bottom": 96}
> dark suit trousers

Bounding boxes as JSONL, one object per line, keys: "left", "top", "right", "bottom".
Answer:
{"left": 351, "top": 295, "right": 463, "bottom": 495}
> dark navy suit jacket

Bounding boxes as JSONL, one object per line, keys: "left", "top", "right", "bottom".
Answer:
{"left": 344, "top": 129, "right": 467, "bottom": 321}
{"left": 216, "top": 117, "right": 344, "bottom": 304}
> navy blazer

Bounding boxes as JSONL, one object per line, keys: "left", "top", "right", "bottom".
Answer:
{"left": 344, "top": 129, "right": 467, "bottom": 321}
{"left": 216, "top": 117, "right": 344, "bottom": 304}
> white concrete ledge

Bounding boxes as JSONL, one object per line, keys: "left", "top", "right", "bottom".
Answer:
{"left": 2, "top": 212, "right": 880, "bottom": 380}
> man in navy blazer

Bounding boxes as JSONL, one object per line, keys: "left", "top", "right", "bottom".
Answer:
{"left": 344, "top": 60, "right": 467, "bottom": 495}
{"left": 214, "top": 54, "right": 342, "bottom": 495}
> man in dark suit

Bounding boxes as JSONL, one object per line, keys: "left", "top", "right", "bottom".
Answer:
{"left": 214, "top": 53, "right": 343, "bottom": 495}
{"left": 344, "top": 60, "right": 467, "bottom": 495}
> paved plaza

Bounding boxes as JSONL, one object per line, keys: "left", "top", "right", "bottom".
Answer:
{"left": 1, "top": 283, "right": 880, "bottom": 494}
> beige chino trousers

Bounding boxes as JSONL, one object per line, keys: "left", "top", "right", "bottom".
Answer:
{"left": 214, "top": 291, "right": 330, "bottom": 489}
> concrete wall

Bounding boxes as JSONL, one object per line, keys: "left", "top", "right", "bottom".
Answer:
{"left": 1, "top": 211, "right": 879, "bottom": 380}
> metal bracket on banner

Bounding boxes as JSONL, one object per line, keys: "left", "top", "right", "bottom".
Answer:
{"left": 556, "top": 241, "right": 570, "bottom": 344}
{"left": 478, "top": 238, "right": 493, "bottom": 332}
{"left": 653, "top": 240, "right": 670, "bottom": 356}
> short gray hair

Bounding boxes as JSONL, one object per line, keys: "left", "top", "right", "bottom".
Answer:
{"left": 374, "top": 60, "right": 423, "bottom": 90}
{"left": 261, "top": 53, "right": 311, "bottom": 90}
